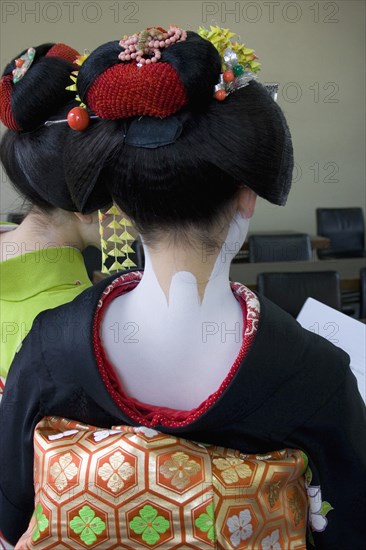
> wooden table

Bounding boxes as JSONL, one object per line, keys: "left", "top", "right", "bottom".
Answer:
{"left": 230, "top": 257, "right": 366, "bottom": 293}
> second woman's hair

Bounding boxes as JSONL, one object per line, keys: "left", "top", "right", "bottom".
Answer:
{"left": 0, "top": 43, "right": 112, "bottom": 212}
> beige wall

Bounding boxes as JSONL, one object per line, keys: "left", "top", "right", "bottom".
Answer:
{"left": 1, "top": 0, "right": 365, "bottom": 233}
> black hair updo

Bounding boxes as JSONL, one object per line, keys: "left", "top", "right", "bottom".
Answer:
{"left": 62, "top": 31, "right": 293, "bottom": 228}
{"left": 0, "top": 43, "right": 112, "bottom": 212}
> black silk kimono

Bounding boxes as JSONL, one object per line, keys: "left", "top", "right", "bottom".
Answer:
{"left": 0, "top": 271, "right": 365, "bottom": 547}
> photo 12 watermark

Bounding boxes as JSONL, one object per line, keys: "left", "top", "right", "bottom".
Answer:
{"left": 292, "top": 161, "right": 340, "bottom": 185}
{"left": 202, "top": 321, "right": 241, "bottom": 343}
{"left": 201, "top": 2, "right": 340, "bottom": 24}
{"left": 1, "top": 321, "right": 30, "bottom": 344}
{"left": 278, "top": 82, "right": 340, "bottom": 104}
{"left": 307, "top": 321, "right": 339, "bottom": 344}
{"left": 0, "top": 241, "right": 79, "bottom": 262}
{"left": 1, "top": 1, "right": 140, "bottom": 24}
{"left": 1, "top": 319, "right": 97, "bottom": 345}
{"left": 108, "top": 321, "right": 140, "bottom": 343}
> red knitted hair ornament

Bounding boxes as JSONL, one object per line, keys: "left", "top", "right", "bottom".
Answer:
{"left": 0, "top": 74, "right": 18, "bottom": 130}
{"left": 86, "top": 62, "right": 188, "bottom": 119}
{"left": 0, "top": 43, "right": 80, "bottom": 131}
{"left": 46, "top": 43, "right": 79, "bottom": 64}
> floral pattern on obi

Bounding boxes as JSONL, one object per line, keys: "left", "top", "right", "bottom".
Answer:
{"left": 16, "top": 416, "right": 308, "bottom": 548}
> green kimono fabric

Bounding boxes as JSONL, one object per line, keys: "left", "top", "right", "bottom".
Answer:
{"left": 0, "top": 243, "right": 91, "bottom": 382}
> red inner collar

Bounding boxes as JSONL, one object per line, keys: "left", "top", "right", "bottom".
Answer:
{"left": 92, "top": 272, "right": 259, "bottom": 428}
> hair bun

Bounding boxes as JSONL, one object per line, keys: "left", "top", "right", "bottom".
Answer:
{"left": 78, "top": 32, "right": 222, "bottom": 120}
{"left": 0, "top": 43, "right": 79, "bottom": 131}
{"left": 160, "top": 31, "right": 222, "bottom": 108}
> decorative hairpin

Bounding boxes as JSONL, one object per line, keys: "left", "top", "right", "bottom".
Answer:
{"left": 118, "top": 26, "right": 187, "bottom": 66}
{"left": 12, "top": 47, "right": 36, "bottom": 84}
{"left": 44, "top": 113, "right": 98, "bottom": 130}
{"left": 264, "top": 83, "right": 279, "bottom": 101}
{"left": 47, "top": 49, "right": 95, "bottom": 131}
{"left": 65, "top": 50, "right": 91, "bottom": 130}
{"left": 99, "top": 204, "right": 137, "bottom": 274}
{"left": 197, "top": 26, "right": 261, "bottom": 101}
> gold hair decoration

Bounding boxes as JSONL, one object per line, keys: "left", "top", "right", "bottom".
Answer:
{"left": 197, "top": 26, "right": 261, "bottom": 72}
{"left": 66, "top": 50, "right": 90, "bottom": 107}
{"left": 99, "top": 204, "right": 137, "bottom": 274}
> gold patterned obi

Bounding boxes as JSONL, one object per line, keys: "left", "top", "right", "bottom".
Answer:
{"left": 16, "top": 417, "right": 308, "bottom": 549}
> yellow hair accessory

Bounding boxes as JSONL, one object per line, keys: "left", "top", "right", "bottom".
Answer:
{"left": 197, "top": 26, "right": 261, "bottom": 73}
{"left": 66, "top": 50, "right": 90, "bottom": 107}
{"left": 98, "top": 204, "right": 137, "bottom": 274}
{"left": 197, "top": 26, "right": 261, "bottom": 100}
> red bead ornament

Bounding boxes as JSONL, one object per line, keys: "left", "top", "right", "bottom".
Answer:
{"left": 67, "top": 107, "right": 90, "bottom": 131}
{"left": 214, "top": 89, "right": 227, "bottom": 101}
{"left": 15, "top": 58, "right": 25, "bottom": 68}
{"left": 223, "top": 70, "right": 234, "bottom": 83}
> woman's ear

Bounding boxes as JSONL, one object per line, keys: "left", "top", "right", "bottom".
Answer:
{"left": 237, "top": 187, "right": 257, "bottom": 219}
{"left": 73, "top": 212, "right": 98, "bottom": 225}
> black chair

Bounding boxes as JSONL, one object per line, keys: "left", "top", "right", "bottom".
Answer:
{"left": 316, "top": 208, "right": 366, "bottom": 259}
{"left": 249, "top": 234, "right": 312, "bottom": 262}
{"left": 360, "top": 268, "right": 366, "bottom": 320}
{"left": 257, "top": 271, "right": 341, "bottom": 317}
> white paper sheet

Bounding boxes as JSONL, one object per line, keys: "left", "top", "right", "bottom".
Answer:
{"left": 297, "top": 298, "right": 366, "bottom": 403}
